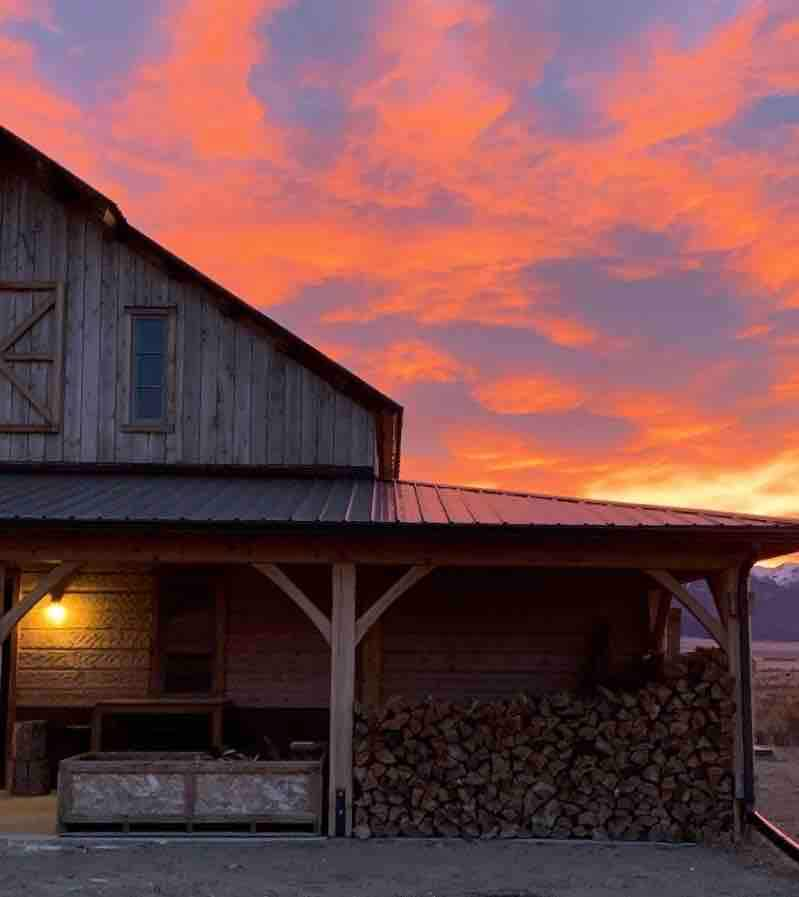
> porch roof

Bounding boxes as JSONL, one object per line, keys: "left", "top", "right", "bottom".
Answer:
{"left": 0, "top": 467, "right": 796, "bottom": 533}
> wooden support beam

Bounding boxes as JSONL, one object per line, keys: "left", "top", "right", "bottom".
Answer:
{"left": 666, "top": 607, "right": 682, "bottom": 660}
{"left": 645, "top": 569, "right": 726, "bottom": 649}
{"left": 329, "top": 563, "right": 356, "bottom": 837}
{"left": 252, "top": 563, "right": 331, "bottom": 644}
{"left": 355, "top": 565, "right": 434, "bottom": 645}
{"left": 0, "top": 566, "right": 18, "bottom": 789}
{"left": 647, "top": 588, "right": 671, "bottom": 653}
{"left": 0, "top": 562, "right": 82, "bottom": 645}
{"left": 707, "top": 571, "right": 732, "bottom": 631}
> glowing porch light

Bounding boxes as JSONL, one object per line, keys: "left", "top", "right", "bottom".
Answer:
{"left": 45, "top": 597, "right": 66, "bottom": 625}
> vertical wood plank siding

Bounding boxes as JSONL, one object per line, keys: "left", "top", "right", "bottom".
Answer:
{"left": 0, "top": 173, "right": 376, "bottom": 467}
{"left": 224, "top": 566, "right": 331, "bottom": 708}
{"left": 376, "top": 568, "right": 652, "bottom": 700}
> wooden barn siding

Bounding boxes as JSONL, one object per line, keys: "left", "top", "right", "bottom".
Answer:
{"left": 15, "top": 571, "right": 154, "bottom": 707}
{"left": 0, "top": 171, "right": 376, "bottom": 467}
{"left": 224, "top": 566, "right": 331, "bottom": 709}
{"left": 377, "top": 569, "right": 652, "bottom": 701}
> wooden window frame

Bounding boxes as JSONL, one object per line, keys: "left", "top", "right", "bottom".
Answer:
{"left": 0, "top": 281, "right": 65, "bottom": 433}
{"left": 121, "top": 306, "right": 177, "bottom": 434}
{"left": 149, "top": 572, "right": 227, "bottom": 699}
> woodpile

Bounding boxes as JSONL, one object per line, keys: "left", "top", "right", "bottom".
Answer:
{"left": 353, "top": 650, "right": 734, "bottom": 842}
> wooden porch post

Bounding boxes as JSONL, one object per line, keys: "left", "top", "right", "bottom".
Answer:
{"left": 329, "top": 563, "right": 356, "bottom": 837}
{"left": 0, "top": 566, "right": 17, "bottom": 789}
{"left": 666, "top": 607, "right": 681, "bottom": 660}
{"left": 714, "top": 567, "right": 747, "bottom": 840}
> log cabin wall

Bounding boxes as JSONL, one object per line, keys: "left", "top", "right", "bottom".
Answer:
{"left": 0, "top": 171, "right": 376, "bottom": 468}
{"left": 374, "top": 568, "right": 652, "bottom": 701}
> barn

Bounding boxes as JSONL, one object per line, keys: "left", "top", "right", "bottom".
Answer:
{"left": 1, "top": 124, "right": 798, "bottom": 840}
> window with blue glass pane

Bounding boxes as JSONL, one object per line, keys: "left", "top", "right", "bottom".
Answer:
{"left": 132, "top": 316, "right": 166, "bottom": 423}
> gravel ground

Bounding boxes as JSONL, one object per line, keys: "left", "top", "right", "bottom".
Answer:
{"left": 1, "top": 751, "right": 797, "bottom": 897}
{"left": 0, "top": 837, "right": 796, "bottom": 897}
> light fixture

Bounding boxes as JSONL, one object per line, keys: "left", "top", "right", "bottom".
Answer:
{"left": 45, "top": 596, "right": 66, "bottom": 625}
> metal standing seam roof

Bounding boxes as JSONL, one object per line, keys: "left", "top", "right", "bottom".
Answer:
{"left": 0, "top": 471, "right": 797, "bottom": 530}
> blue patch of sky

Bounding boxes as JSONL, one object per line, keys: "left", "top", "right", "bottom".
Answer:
{"left": 493, "top": 56, "right": 614, "bottom": 141}
{"left": 2, "top": 0, "right": 166, "bottom": 105}
{"left": 251, "top": 0, "right": 391, "bottom": 168}
{"left": 543, "top": 0, "right": 748, "bottom": 55}
{"left": 482, "top": 0, "right": 751, "bottom": 143}
{"left": 521, "top": 250, "right": 748, "bottom": 362}
{"left": 716, "top": 93, "right": 799, "bottom": 151}
{"left": 267, "top": 275, "right": 392, "bottom": 330}
{"left": 358, "top": 188, "right": 474, "bottom": 231}
{"left": 404, "top": 380, "right": 634, "bottom": 459}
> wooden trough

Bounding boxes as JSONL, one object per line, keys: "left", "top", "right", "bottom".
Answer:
{"left": 57, "top": 753, "right": 324, "bottom": 835}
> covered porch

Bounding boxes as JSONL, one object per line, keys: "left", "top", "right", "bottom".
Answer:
{"left": 1, "top": 470, "right": 799, "bottom": 838}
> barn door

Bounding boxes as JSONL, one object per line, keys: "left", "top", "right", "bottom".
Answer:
{"left": 0, "top": 281, "right": 65, "bottom": 432}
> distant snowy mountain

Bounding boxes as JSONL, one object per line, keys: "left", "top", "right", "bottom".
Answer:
{"left": 683, "top": 564, "right": 799, "bottom": 641}
{"left": 752, "top": 563, "right": 799, "bottom": 589}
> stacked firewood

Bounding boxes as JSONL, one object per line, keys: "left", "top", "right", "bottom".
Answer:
{"left": 353, "top": 650, "right": 735, "bottom": 842}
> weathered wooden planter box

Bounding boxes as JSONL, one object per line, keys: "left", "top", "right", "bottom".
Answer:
{"left": 58, "top": 753, "right": 323, "bottom": 834}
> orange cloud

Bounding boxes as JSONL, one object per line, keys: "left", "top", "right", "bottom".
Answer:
{"left": 584, "top": 449, "right": 799, "bottom": 521}
{"left": 736, "top": 324, "right": 772, "bottom": 341}
{"left": 473, "top": 374, "right": 586, "bottom": 415}
{"left": 113, "top": 0, "right": 289, "bottom": 162}
{"left": 323, "top": 339, "right": 474, "bottom": 393}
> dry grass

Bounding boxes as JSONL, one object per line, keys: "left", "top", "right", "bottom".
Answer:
{"left": 753, "top": 648, "right": 799, "bottom": 746}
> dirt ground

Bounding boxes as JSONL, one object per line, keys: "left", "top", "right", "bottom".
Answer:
{"left": 0, "top": 836, "right": 795, "bottom": 897}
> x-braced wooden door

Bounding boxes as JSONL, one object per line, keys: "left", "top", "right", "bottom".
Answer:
{"left": 0, "top": 281, "right": 65, "bottom": 432}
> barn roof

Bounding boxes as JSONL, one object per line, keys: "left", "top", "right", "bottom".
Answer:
{"left": 0, "top": 467, "right": 795, "bottom": 534}
{"left": 0, "top": 124, "right": 403, "bottom": 477}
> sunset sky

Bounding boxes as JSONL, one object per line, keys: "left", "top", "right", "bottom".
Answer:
{"left": 3, "top": 1, "right": 799, "bottom": 528}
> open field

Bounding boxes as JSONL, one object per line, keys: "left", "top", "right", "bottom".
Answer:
{"left": 682, "top": 638, "right": 799, "bottom": 659}
{"left": 751, "top": 646, "right": 799, "bottom": 747}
